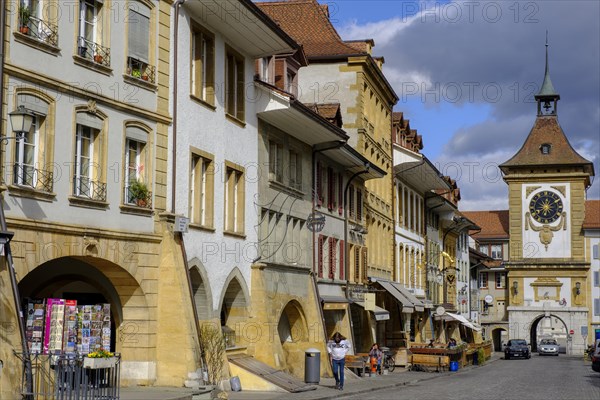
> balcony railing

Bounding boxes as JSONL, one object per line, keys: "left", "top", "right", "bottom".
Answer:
{"left": 13, "top": 163, "right": 54, "bottom": 192}
{"left": 14, "top": 351, "right": 121, "bottom": 400}
{"left": 73, "top": 176, "right": 107, "bottom": 202}
{"left": 18, "top": 15, "right": 59, "bottom": 47}
{"left": 126, "top": 56, "right": 156, "bottom": 84}
{"left": 77, "top": 36, "right": 111, "bottom": 67}
{"left": 124, "top": 185, "right": 152, "bottom": 209}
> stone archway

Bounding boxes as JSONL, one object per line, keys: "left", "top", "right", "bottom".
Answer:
{"left": 218, "top": 269, "right": 250, "bottom": 347}
{"left": 188, "top": 259, "right": 213, "bottom": 321}
{"left": 277, "top": 300, "right": 309, "bottom": 377}
{"left": 530, "top": 314, "right": 568, "bottom": 353}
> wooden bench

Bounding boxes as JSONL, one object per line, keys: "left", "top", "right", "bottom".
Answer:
{"left": 344, "top": 354, "right": 369, "bottom": 376}
{"left": 410, "top": 354, "right": 450, "bottom": 372}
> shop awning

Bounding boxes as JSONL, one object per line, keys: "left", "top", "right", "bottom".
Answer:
{"left": 376, "top": 280, "right": 424, "bottom": 312}
{"left": 352, "top": 301, "right": 390, "bottom": 321}
{"left": 438, "top": 312, "right": 482, "bottom": 331}
{"left": 375, "top": 281, "right": 414, "bottom": 313}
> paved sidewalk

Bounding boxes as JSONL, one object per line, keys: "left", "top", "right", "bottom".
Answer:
{"left": 119, "top": 353, "right": 502, "bottom": 400}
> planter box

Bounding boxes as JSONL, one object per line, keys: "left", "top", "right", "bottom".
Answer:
{"left": 83, "top": 357, "right": 117, "bottom": 369}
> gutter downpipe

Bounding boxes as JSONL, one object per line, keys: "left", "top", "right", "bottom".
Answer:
{"left": 0, "top": 4, "right": 34, "bottom": 398}
{"left": 311, "top": 141, "right": 345, "bottom": 347}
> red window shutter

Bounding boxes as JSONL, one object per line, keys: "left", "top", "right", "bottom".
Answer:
{"left": 354, "top": 246, "right": 360, "bottom": 281}
{"left": 318, "top": 235, "right": 324, "bottom": 278}
{"left": 339, "top": 240, "right": 345, "bottom": 280}
{"left": 328, "top": 237, "right": 335, "bottom": 279}
{"left": 338, "top": 173, "right": 343, "bottom": 215}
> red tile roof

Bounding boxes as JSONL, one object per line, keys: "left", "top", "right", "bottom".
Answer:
{"left": 461, "top": 210, "right": 509, "bottom": 239}
{"left": 583, "top": 200, "right": 600, "bottom": 229}
{"left": 256, "top": 0, "right": 366, "bottom": 58}
{"left": 304, "top": 103, "right": 343, "bottom": 128}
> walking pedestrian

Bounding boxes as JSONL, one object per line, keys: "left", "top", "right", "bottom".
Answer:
{"left": 327, "top": 332, "right": 350, "bottom": 390}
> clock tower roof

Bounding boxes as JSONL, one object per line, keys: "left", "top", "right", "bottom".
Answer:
{"left": 500, "top": 36, "right": 594, "bottom": 180}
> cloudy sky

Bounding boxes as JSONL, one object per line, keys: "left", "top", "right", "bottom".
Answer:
{"left": 323, "top": 0, "right": 600, "bottom": 211}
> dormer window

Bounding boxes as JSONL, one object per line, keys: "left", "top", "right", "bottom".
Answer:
{"left": 259, "top": 57, "right": 271, "bottom": 84}
{"left": 540, "top": 143, "right": 551, "bottom": 155}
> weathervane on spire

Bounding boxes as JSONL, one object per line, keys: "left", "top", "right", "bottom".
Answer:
{"left": 535, "top": 30, "right": 560, "bottom": 116}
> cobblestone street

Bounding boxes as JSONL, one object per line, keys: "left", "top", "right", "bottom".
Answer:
{"left": 340, "top": 355, "right": 600, "bottom": 400}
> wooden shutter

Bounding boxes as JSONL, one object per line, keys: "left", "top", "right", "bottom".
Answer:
{"left": 349, "top": 185, "right": 355, "bottom": 219}
{"left": 354, "top": 246, "right": 360, "bottom": 281}
{"left": 328, "top": 237, "right": 335, "bottom": 279}
{"left": 339, "top": 240, "right": 345, "bottom": 280}
{"left": 327, "top": 167, "right": 334, "bottom": 210}
{"left": 316, "top": 162, "right": 323, "bottom": 206}
{"left": 318, "top": 235, "right": 324, "bottom": 278}
{"left": 357, "top": 189, "right": 363, "bottom": 221}
{"left": 362, "top": 247, "right": 368, "bottom": 281}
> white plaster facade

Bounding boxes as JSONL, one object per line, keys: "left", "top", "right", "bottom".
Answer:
{"left": 586, "top": 232, "right": 600, "bottom": 339}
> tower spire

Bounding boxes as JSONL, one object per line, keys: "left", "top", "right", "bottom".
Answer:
{"left": 535, "top": 31, "right": 560, "bottom": 115}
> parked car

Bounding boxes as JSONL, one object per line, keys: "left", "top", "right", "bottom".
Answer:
{"left": 538, "top": 338, "right": 559, "bottom": 356}
{"left": 592, "top": 339, "right": 600, "bottom": 373}
{"left": 505, "top": 339, "right": 531, "bottom": 360}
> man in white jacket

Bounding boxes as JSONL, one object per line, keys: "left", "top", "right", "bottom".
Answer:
{"left": 327, "top": 332, "right": 350, "bottom": 390}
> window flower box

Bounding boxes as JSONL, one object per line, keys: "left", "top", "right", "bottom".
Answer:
{"left": 83, "top": 356, "right": 117, "bottom": 369}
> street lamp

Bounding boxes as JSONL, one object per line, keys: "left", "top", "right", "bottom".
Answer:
{"left": 8, "top": 105, "right": 35, "bottom": 141}
{"left": 1, "top": 105, "right": 35, "bottom": 400}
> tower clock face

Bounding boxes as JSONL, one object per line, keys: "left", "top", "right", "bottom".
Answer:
{"left": 529, "top": 191, "right": 563, "bottom": 224}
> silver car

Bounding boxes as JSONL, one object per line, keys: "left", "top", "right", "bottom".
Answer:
{"left": 538, "top": 339, "right": 559, "bottom": 356}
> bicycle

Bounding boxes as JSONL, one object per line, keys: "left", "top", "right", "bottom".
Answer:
{"left": 382, "top": 348, "right": 396, "bottom": 372}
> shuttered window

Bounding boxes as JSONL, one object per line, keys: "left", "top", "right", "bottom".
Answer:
{"left": 595, "top": 298, "right": 600, "bottom": 317}
{"left": 594, "top": 271, "right": 600, "bottom": 287}
{"left": 318, "top": 235, "right": 324, "bottom": 278}
{"left": 328, "top": 237, "right": 336, "bottom": 279}
{"left": 128, "top": 2, "right": 150, "bottom": 62}
{"left": 339, "top": 240, "right": 345, "bottom": 280}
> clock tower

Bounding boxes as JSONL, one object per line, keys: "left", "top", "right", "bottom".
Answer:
{"left": 500, "top": 38, "right": 594, "bottom": 354}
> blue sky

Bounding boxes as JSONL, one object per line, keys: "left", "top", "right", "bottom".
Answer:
{"left": 320, "top": 0, "right": 600, "bottom": 210}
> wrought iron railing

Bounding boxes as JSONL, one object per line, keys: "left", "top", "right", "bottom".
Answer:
{"left": 77, "top": 36, "right": 111, "bottom": 67}
{"left": 126, "top": 56, "right": 156, "bottom": 84}
{"left": 124, "top": 185, "right": 152, "bottom": 209}
{"left": 73, "top": 176, "right": 107, "bottom": 202}
{"left": 15, "top": 352, "right": 121, "bottom": 400}
{"left": 18, "top": 15, "right": 59, "bottom": 47}
{"left": 13, "top": 163, "right": 54, "bottom": 192}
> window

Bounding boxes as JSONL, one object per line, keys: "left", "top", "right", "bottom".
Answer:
{"left": 73, "top": 109, "right": 105, "bottom": 202}
{"left": 495, "top": 272, "right": 506, "bottom": 289}
{"left": 77, "top": 0, "right": 108, "bottom": 65}
{"left": 339, "top": 240, "right": 345, "bottom": 280}
{"left": 356, "top": 189, "right": 363, "bottom": 221}
{"left": 11, "top": 94, "right": 53, "bottom": 192}
{"left": 224, "top": 164, "right": 245, "bottom": 234}
{"left": 190, "top": 152, "right": 214, "bottom": 227}
{"left": 595, "top": 298, "right": 600, "bottom": 317}
{"left": 286, "top": 70, "right": 296, "bottom": 95}
{"left": 327, "top": 167, "right": 336, "bottom": 211}
{"left": 349, "top": 184, "right": 355, "bottom": 219}
{"left": 540, "top": 143, "right": 551, "bottom": 155}
{"left": 478, "top": 244, "right": 490, "bottom": 256}
{"left": 288, "top": 150, "right": 302, "bottom": 191}
{"left": 127, "top": 2, "right": 154, "bottom": 82}
{"left": 479, "top": 272, "right": 488, "bottom": 289}
{"left": 354, "top": 246, "right": 361, "bottom": 281}
{"left": 18, "top": 0, "right": 59, "bottom": 47}
{"left": 259, "top": 57, "right": 271, "bottom": 83}
{"left": 225, "top": 47, "right": 245, "bottom": 121}
{"left": 124, "top": 139, "right": 143, "bottom": 203}
{"left": 268, "top": 141, "right": 283, "bottom": 183}
{"left": 191, "top": 24, "right": 214, "bottom": 104}
{"left": 491, "top": 244, "right": 503, "bottom": 259}
{"left": 594, "top": 271, "right": 599, "bottom": 287}
{"left": 14, "top": 116, "right": 39, "bottom": 187}
{"left": 74, "top": 125, "right": 95, "bottom": 198}
{"left": 593, "top": 244, "right": 599, "bottom": 259}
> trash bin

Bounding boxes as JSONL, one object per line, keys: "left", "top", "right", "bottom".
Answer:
{"left": 449, "top": 361, "right": 459, "bottom": 371}
{"left": 305, "top": 348, "right": 321, "bottom": 384}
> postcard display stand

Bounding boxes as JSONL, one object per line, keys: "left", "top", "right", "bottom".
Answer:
{"left": 24, "top": 299, "right": 112, "bottom": 355}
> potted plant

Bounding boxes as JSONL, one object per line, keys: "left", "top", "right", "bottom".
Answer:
{"left": 129, "top": 179, "right": 149, "bottom": 207}
{"left": 131, "top": 69, "right": 142, "bottom": 79}
{"left": 94, "top": 54, "right": 104, "bottom": 63}
{"left": 18, "top": 4, "right": 31, "bottom": 34}
{"left": 141, "top": 73, "right": 149, "bottom": 81}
